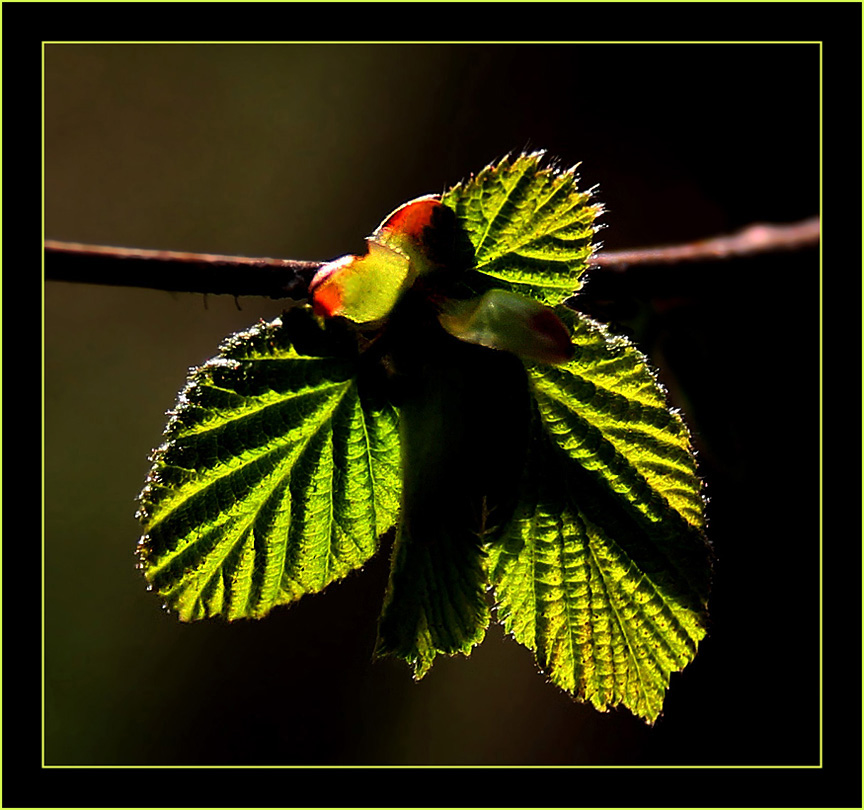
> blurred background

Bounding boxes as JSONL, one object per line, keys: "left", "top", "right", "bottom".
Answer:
{"left": 44, "top": 43, "right": 820, "bottom": 768}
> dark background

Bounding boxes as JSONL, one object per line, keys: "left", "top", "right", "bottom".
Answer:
{"left": 38, "top": 29, "right": 838, "bottom": 794}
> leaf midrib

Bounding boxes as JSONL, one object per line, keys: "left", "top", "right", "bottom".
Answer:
{"left": 146, "top": 379, "right": 353, "bottom": 537}
{"left": 475, "top": 188, "right": 590, "bottom": 269}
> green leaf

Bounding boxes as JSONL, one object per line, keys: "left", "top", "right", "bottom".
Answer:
{"left": 136, "top": 309, "right": 401, "bottom": 621}
{"left": 375, "top": 520, "right": 489, "bottom": 680}
{"left": 442, "top": 151, "right": 601, "bottom": 305}
{"left": 310, "top": 197, "right": 464, "bottom": 325}
{"left": 437, "top": 288, "right": 575, "bottom": 364}
{"left": 374, "top": 329, "right": 532, "bottom": 678}
{"left": 486, "top": 307, "right": 710, "bottom": 723}
{"left": 309, "top": 240, "right": 413, "bottom": 324}
{"left": 531, "top": 307, "right": 707, "bottom": 535}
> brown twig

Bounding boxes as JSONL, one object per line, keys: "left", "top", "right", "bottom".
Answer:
{"left": 44, "top": 217, "right": 819, "bottom": 298}
{"left": 43, "top": 240, "right": 321, "bottom": 299}
{"left": 591, "top": 217, "right": 820, "bottom": 269}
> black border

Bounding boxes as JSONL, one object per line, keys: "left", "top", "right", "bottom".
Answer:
{"left": 14, "top": 1, "right": 862, "bottom": 808}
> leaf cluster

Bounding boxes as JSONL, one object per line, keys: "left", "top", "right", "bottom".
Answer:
{"left": 137, "top": 153, "right": 712, "bottom": 723}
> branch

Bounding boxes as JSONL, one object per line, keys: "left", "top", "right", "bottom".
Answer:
{"left": 43, "top": 240, "right": 321, "bottom": 299}
{"left": 44, "top": 217, "right": 819, "bottom": 299}
{"left": 590, "top": 217, "right": 820, "bottom": 270}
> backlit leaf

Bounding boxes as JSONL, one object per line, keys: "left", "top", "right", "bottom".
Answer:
{"left": 375, "top": 519, "right": 490, "bottom": 680}
{"left": 136, "top": 310, "right": 401, "bottom": 621}
{"left": 442, "top": 151, "right": 601, "bottom": 304}
{"left": 531, "top": 307, "right": 707, "bottom": 534}
{"left": 374, "top": 332, "right": 531, "bottom": 678}
{"left": 487, "top": 307, "right": 710, "bottom": 723}
{"left": 310, "top": 196, "right": 466, "bottom": 324}
{"left": 437, "top": 288, "right": 575, "bottom": 364}
{"left": 310, "top": 240, "right": 412, "bottom": 323}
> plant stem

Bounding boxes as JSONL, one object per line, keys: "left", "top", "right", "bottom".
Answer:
{"left": 43, "top": 240, "right": 321, "bottom": 299}
{"left": 44, "top": 217, "right": 819, "bottom": 299}
{"left": 590, "top": 217, "right": 820, "bottom": 269}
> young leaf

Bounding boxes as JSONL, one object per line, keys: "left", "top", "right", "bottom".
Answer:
{"left": 372, "top": 194, "right": 465, "bottom": 277}
{"left": 375, "top": 327, "right": 531, "bottom": 678}
{"left": 486, "top": 307, "right": 710, "bottom": 723}
{"left": 375, "top": 519, "right": 490, "bottom": 680}
{"left": 310, "top": 196, "right": 468, "bottom": 324}
{"left": 136, "top": 310, "right": 401, "bottom": 621}
{"left": 442, "top": 151, "right": 601, "bottom": 305}
{"left": 310, "top": 240, "right": 412, "bottom": 323}
{"left": 530, "top": 307, "right": 707, "bottom": 535}
{"left": 437, "top": 288, "right": 575, "bottom": 364}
